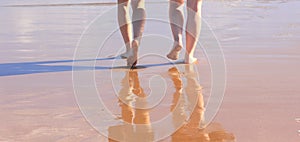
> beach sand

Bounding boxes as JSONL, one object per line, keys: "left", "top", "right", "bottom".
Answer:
{"left": 0, "top": 0, "right": 300, "bottom": 141}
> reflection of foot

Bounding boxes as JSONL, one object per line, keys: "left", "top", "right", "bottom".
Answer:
{"left": 168, "top": 67, "right": 180, "bottom": 76}
{"left": 184, "top": 64, "right": 196, "bottom": 75}
{"left": 127, "top": 40, "right": 139, "bottom": 67}
{"left": 184, "top": 54, "right": 198, "bottom": 64}
{"left": 168, "top": 67, "right": 183, "bottom": 93}
{"left": 133, "top": 88, "right": 146, "bottom": 98}
{"left": 167, "top": 44, "right": 182, "bottom": 60}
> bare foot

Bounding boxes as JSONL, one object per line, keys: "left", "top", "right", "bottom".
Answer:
{"left": 184, "top": 54, "right": 198, "bottom": 64}
{"left": 120, "top": 51, "right": 130, "bottom": 59}
{"left": 167, "top": 44, "right": 182, "bottom": 60}
{"left": 127, "top": 40, "right": 139, "bottom": 67}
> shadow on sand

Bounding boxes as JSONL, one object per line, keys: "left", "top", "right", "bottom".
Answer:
{"left": 0, "top": 57, "right": 183, "bottom": 77}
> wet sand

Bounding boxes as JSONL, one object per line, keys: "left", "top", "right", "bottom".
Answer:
{"left": 0, "top": 0, "right": 300, "bottom": 142}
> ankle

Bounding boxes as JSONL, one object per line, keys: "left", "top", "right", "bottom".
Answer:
{"left": 124, "top": 41, "right": 131, "bottom": 51}
{"left": 132, "top": 39, "right": 139, "bottom": 49}
{"left": 184, "top": 53, "right": 197, "bottom": 63}
{"left": 185, "top": 53, "right": 193, "bottom": 59}
{"left": 174, "top": 40, "right": 183, "bottom": 48}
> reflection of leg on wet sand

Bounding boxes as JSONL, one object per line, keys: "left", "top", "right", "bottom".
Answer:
{"left": 108, "top": 71, "right": 153, "bottom": 142}
{"left": 168, "top": 65, "right": 235, "bottom": 142}
{"left": 117, "top": 0, "right": 146, "bottom": 67}
{"left": 168, "top": 65, "right": 209, "bottom": 141}
{"left": 184, "top": 65, "right": 204, "bottom": 131}
{"left": 168, "top": 67, "right": 186, "bottom": 130}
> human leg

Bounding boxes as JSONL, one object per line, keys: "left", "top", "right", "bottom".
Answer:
{"left": 127, "top": 0, "right": 146, "bottom": 67}
{"left": 167, "top": 0, "right": 185, "bottom": 60}
{"left": 185, "top": 0, "right": 202, "bottom": 64}
{"left": 118, "top": 0, "right": 132, "bottom": 58}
